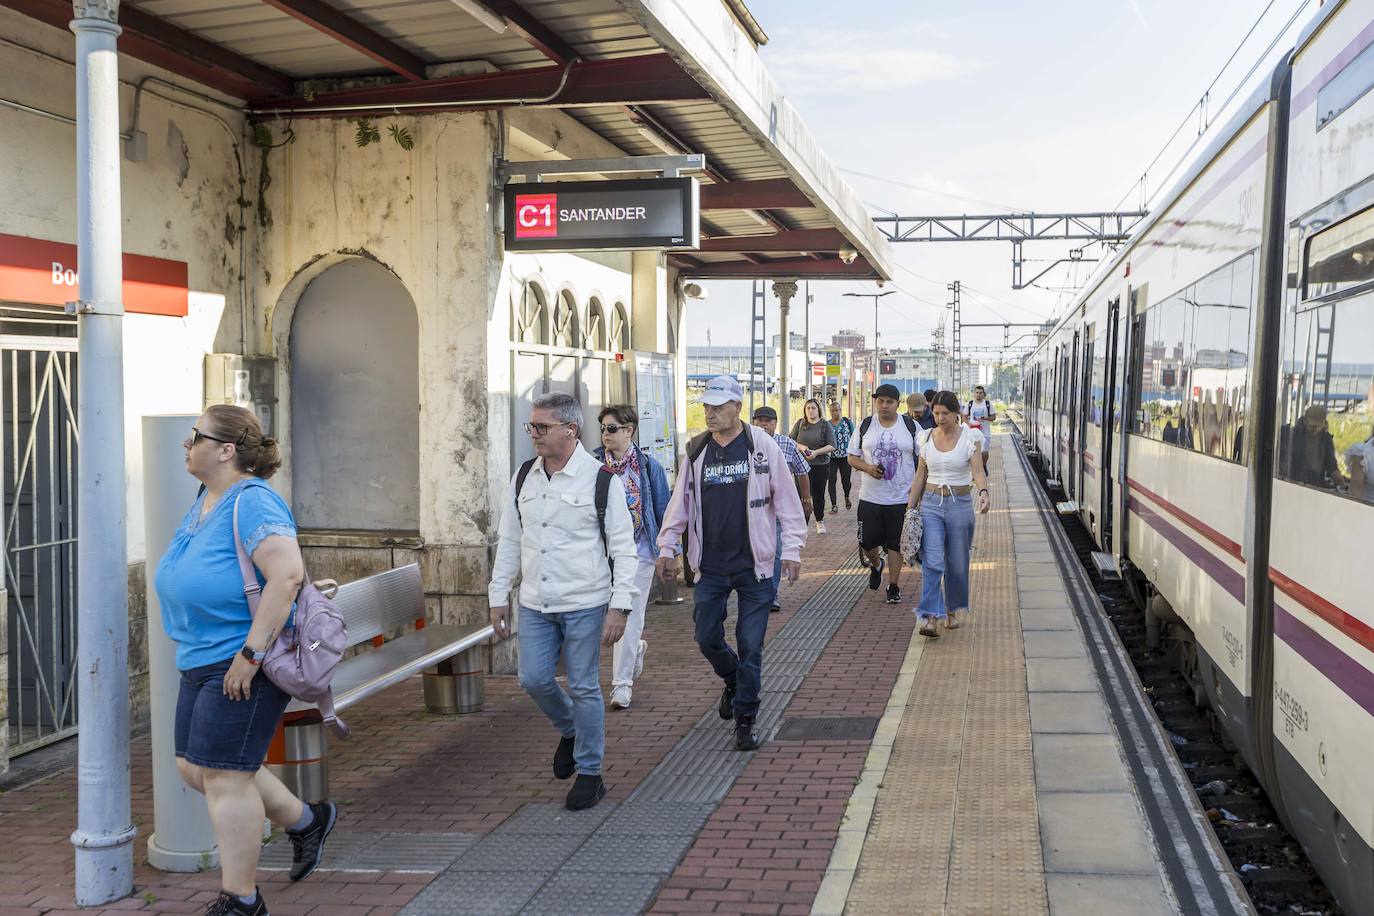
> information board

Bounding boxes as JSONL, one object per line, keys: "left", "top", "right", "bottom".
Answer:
{"left": 504, "top": 178, "right": 700, "bottom": 251}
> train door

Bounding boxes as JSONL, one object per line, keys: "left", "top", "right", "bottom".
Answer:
{"left": 1067, "top": 331, "right": 1080, "bottom": 496}
{"left": 1100, "top": 298, "right": 1123, "bottom": 553}
{"left": 1078, "top": 328, "right": 1095, "bottom": 512}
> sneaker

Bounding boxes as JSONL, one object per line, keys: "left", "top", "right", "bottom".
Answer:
{"left": 770, "top": 604, "right": 781, "bottom": 613}
{"left": 565, "top": 774, "right": 606, "bottom": 810}
{"left": 634, "top": 639, "right": 647, "bottom": 679}
{"left": 553, "top": 735, "right": 576, "bottom": 779}
{"left": 815, "top": 521, "right": 827, "bottom": 535}
{"left": 734, "top": 715, "right": 763, "bottom": 751}
{"left": 868, "top": 555, "right": 885, "bottom": 590}
{"left": 831, "top": 503, "right": 839, "bottom": 513}
{"left": 845, "top": 498, "right": 852, "bottom": 509}
{"left": 609, "top": 685, "right": 632, "bottom": 709}
{"left": 885, "top": 584, "right": 901, "bottom": 605}
{"left": 718, "top": 680, "right": 737, "bottom": 720}
{"left": 287, "top": 801, "right": 337, "bottom": 883}
{"left": 204, "top": 890, "right": 268, "bottom": 915}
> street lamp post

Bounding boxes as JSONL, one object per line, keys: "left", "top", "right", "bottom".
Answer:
{"left": 842, "top": 290, "right": 895, "bottom": 394}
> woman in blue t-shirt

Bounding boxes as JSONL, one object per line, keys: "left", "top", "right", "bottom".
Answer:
{"left": 155, "top": 405, "right": 335, "bottom": 916}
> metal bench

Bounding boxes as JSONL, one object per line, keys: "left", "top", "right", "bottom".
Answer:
{"left": 265, "top": 563, "right": 494, "bottom": 802}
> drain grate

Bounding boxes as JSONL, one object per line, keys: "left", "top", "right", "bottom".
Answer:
{"left": 774, "top": 716, "right": 880, "bottom": 741}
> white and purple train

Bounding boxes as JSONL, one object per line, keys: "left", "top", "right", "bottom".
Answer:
{"left": 1022, "top": 1, "right": 1374, "bottom": 910}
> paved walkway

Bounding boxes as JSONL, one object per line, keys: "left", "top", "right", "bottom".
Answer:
{"left": 0, "top": 434, "right": 1199, "bottom": 915}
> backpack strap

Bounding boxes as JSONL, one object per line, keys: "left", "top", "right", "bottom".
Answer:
{"left": 686, "top": 430, "right": 712, "bottom": 465}
{"left": 859, "top": 416, "right": 872, "bottom": 440}
{"left": 512, "top": 457, "right": 537, "bottom": 526}
{"left": 902, "top": 415, "right": 920, "bottom": 466}
{"left": 594, "top": 466, "right": 613, "bottom": 557}
{"left": 231, "top": 491, "right": 263, "bottom": 616}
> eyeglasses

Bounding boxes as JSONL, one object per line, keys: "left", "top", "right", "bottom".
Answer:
{"left": 191, "top": 427, "right": 238, "bottom": 446}
{"left": 524, "top": 421, "right": 573, "bottom": 437}
{"left": 600, "top": 424, "right": 630, "bottom": 435}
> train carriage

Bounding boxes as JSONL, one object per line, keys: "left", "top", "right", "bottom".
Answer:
{"left": 1022, "top": 0, "right": 1374, "bottom": 910}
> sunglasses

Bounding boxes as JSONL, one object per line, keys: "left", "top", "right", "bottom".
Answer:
{"left": 191, "top": 426, "right": 240, "bottom": 446}
{"left": 600, "top": 424, "right": 632, "bottom": 435}
{"left": 524, "top": 421, "right": 573, "bottom": 437}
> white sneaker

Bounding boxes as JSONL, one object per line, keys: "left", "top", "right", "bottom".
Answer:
{"left": 610, "top": 685, "right": 632, "bottom": 709}
{"left": 634, "top": 639, "right": 647, "bottom": 679}
{"left": 815, "top": 521, "right": 827, "bottom": 535}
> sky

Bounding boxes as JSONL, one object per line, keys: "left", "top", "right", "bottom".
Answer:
{"left": 685, "top": 0, "right": 1318, "bottom": 357}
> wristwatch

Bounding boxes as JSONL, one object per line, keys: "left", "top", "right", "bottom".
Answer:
{"left": 240, "top": 644, "right": 267, "bottom": 665}
{"left": 613, "top": 607, "right": 631, "bottom": 617}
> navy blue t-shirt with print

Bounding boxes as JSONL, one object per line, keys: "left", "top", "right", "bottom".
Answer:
{"left": 699, "top": 428, "right": 754, "bottom": 576}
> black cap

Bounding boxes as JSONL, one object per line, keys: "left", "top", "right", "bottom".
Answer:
{"left": 873, "top": 383, "right": 901, "bottom": 400}
{"left": 752, "top": 405, "right": 778, "bottom": 420}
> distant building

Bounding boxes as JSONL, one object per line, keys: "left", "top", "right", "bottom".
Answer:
{"left": 771, "top": 331, "right": 806, "bottom": 351}
{"left": 833, "top": 329, "right": 865, "bottom": 351}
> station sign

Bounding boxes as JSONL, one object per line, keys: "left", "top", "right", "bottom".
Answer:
{"left": 879, "top": 358, "right": 897, "bottom": 375}
{"left": 824, "top": 348, "right": 843, "bottom": 378}
{"left": 0, "top": 232, "right": 188, "bottom": 316}
{"left": 504, "top": 178, "right": 700, "bottom": 252}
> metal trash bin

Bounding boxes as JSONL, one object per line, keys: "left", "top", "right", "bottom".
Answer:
{"left": 266, "top": 711, "right": 329, "bottom": 804}
{"left": 423, "top": 645, "right": 487, "bottom": 715}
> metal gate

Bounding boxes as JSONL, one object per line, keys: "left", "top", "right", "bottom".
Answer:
{"left": 4, "top": 332, "right": 79, "bottom": 756}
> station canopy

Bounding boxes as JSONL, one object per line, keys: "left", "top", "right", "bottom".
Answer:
{"left": 7, "top": 0, "right": 894, "bottom": 282}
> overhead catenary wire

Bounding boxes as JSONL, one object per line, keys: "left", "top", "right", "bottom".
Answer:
{"left": 839, "top": 166, "right": 1031, "bottom": 214}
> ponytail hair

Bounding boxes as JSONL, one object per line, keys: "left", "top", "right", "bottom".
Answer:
{"left": 203, "top": 403, "right": 283, "bottom": 479}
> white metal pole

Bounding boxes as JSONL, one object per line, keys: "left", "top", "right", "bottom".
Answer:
{"left": 144, "top": 417, "right": 219, "bottom": 871}
{"left": 70, "top": 1, "right": 134, "bottom": 905}
{"left": 803, "top": 282, "right": 812, "bottom": 401}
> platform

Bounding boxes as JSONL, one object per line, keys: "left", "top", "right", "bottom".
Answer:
{"left": 0, "top": 433, "right": 1250, "bottom": 915}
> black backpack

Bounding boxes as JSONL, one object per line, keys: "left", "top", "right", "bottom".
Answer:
{"left": 858, "top": 414, "right": 921, "bottom": 467}
{"left": 513, "top": 459, "right": 614, "bottom": 557}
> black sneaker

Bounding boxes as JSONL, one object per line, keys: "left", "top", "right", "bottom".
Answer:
{"left": 868, "top": 555, "right": 885, "bottom": 590}
{"left": 770, "top": 604, "right": 781, "bottom": 614}
{"left": 287, "top": 801, "right": 337, "bottom": 883}
{"left": 885, "top": 584, "right": 902, "bottom": 604}
{"left": 734, "top": 715, "right": 763, "bottom": 751}
{"left": 204, "top": 889, "right": 268, "bottom": 915}
{"left": 718, "top": 680, "right": 737, "bottom": 720}
{"left": 553, "top": 735, "right": 576, "bottom": 780}
{"left": 565, "top": 773, "right": 606, "bottom": 810}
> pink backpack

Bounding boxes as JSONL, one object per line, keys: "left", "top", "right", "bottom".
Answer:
{"left": 233, "top": 491, "right": 350, "bottom": 739}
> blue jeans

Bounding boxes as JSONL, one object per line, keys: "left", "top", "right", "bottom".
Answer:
{"left": 692, "top": 570, "right": 773, "bottom": 718}
{"left": 917, "top": 494, "right": 976, "bottom": 619}
{"left": 518, "top": 605, "right": 606, "bottom": 775}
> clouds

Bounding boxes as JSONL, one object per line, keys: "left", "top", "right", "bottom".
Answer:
{"left": 761, "top": 25, "right": 979, "bottom": 94}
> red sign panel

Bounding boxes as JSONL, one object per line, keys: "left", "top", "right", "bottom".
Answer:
{"left": 0, "top": 232, "right": 189, "bottom": 317}
{"left": 512, "top": 194, "right": 559, "bottom": 239}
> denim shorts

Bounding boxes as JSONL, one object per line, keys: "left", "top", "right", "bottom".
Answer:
{"left": 175, "top": 656, "right": 291, "bottom": 772}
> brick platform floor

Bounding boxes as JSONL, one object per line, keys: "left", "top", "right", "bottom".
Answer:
{"left": 0, "top": 493, "right": 863, "bottom": 915}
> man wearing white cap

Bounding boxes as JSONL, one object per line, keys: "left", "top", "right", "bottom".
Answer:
{"left": 657, "top": 376, "right": 807, "bottom": 751}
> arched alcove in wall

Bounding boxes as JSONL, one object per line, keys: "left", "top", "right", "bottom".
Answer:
{"left": 289, "top": 257, "right": 420, "bottom": 531}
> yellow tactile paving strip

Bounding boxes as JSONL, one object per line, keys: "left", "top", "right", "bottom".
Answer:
{"left": 843, "top": 443, "right": 1050, "bottom": 916}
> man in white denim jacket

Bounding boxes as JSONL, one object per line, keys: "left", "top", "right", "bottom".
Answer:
{"left": 656, "top": 376, "right": 807, "bottom": 751}
{"left": 490, "top": 393, "right": 639, "bottom": 811}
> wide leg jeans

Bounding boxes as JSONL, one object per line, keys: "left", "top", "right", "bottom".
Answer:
{"left": 916, "top": 493, "right": 976, "bottom": 619}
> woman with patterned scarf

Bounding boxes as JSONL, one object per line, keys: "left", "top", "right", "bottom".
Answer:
{"left": 595, "top": 405, "right": 671, "bottom": 710}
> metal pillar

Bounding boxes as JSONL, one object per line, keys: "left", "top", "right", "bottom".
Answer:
{"left": 144, "top": 417, "right": 218, "bottom": 872}
{"left": 948, "top": 280, "right": 962, "bottom": 395}
{"left": 70, "top": 1, "right": 134, "bottom": 904}
{"left": 803, "top": 281, "right": 812, "bottom": 401}
{"left": 748, "top": 280, "right": 766, "bottom": 415}
{"left": 772, "top": 280, "right": 798, "bottom": 431}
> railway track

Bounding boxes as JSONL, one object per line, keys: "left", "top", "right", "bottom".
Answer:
{"left": 1016, "top": 428, "right": 1340, "bottom": 915}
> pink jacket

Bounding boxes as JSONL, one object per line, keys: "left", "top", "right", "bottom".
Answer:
{"left": 656, "top": 423, "right": 808, "bottom": 579}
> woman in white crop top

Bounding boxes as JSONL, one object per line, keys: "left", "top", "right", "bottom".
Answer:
{"left": 906, "top": 391, "right": 990, "bottom": 637}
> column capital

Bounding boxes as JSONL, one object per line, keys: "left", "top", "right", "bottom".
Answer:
{"left": 771, "top": 280, "right": 799, "bottom": 305}
{"left": 72, "top": 1, "right": 119, "bottom": 23}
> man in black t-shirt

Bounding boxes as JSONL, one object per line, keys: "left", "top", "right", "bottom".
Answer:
{"left": 656, "top": 376, "right": 807, "bottom": 752}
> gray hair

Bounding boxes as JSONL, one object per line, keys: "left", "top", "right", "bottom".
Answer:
{"left": 533, "top": 392, "right": 584, "bottom": 431}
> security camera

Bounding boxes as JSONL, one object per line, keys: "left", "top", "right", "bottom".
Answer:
{"left": 875, "top": 278, "right": 886, "bottom": 288}
{"left": 838, "top": 247, "right": 858, "bottom": 265}
{"left": 683, "top": 282, "right": 707, "bottom": 300}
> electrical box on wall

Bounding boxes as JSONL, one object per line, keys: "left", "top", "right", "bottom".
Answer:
{"left": 204, "top": 354, "right": 278, "bottom": 437}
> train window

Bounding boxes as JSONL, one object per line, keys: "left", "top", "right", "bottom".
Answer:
{"left": 1305, "top": 206, "right": 1374, "bottom": 301}
{"left": 1277, "top": 294, "right": 1374, "bottom": 503}
{"left": 1133, "top": 253, "right": 1255, "bottom": 462}
{"left": 1316, "top": 39, "right": 1374, "bottom": 131}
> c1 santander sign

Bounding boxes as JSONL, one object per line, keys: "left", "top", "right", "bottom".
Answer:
{"left": 504, "top": 178, "right": 700, "bottom": 252}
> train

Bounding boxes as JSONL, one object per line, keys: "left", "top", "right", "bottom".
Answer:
{"left": 1021, "top": 0, "right": 1374, "bottom": 911}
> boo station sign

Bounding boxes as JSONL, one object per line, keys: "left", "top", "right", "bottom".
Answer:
{"left": 504, "top": 177, "right": 700, "bottom": 252}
